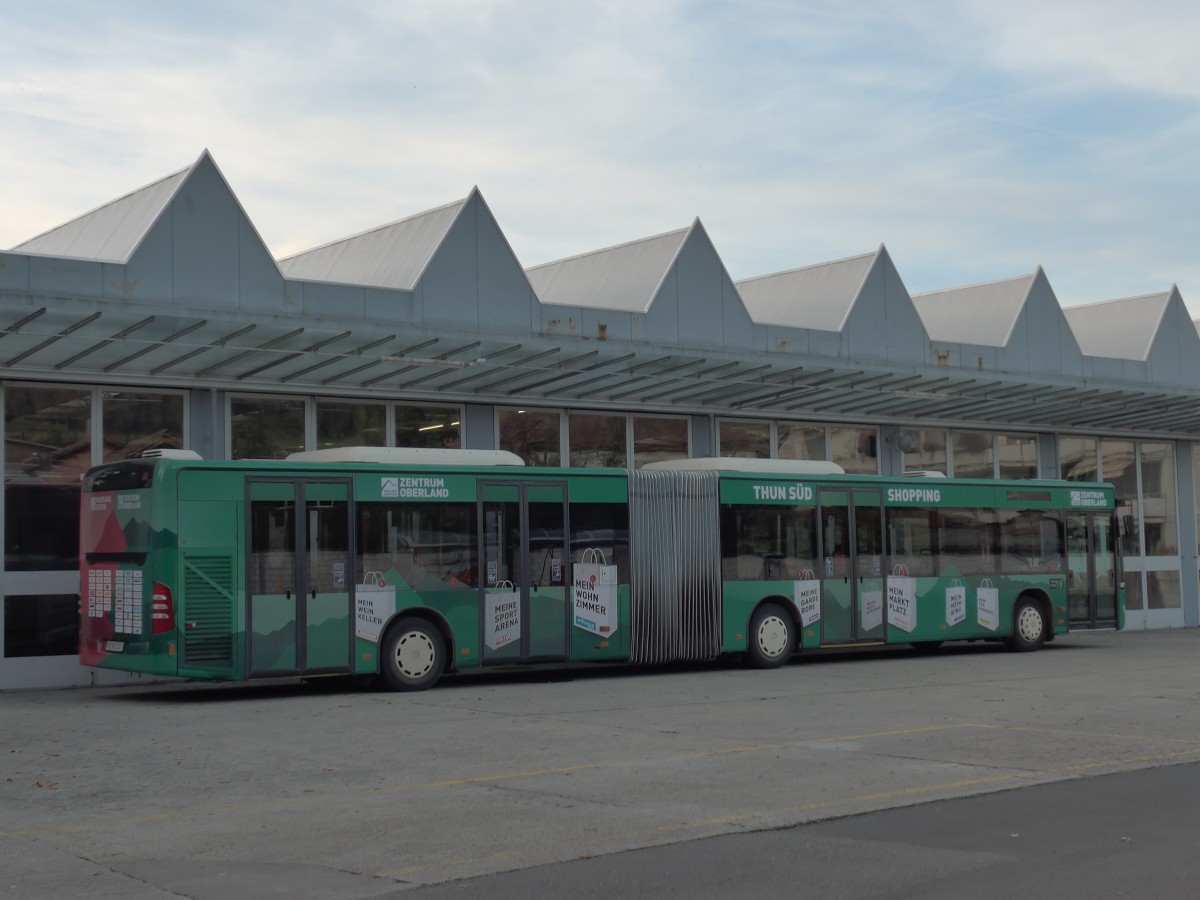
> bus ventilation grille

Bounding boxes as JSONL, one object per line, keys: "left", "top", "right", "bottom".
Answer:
{"left": 182, "top": 554, "right": 235, "bottom": 669}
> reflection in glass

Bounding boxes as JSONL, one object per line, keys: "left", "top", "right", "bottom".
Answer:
{"left": 569, "top": 413, "right": 627, "bottom": 468}
{"left": 4, "top": 386, "right": 90, "bottom": 571}
{"left": 1194, "top": 445, "right": 1200, "bottom": 555}
{"left": 1059, "top": 436, "right": 1098, "bottom": 482}
{"left": 903, "top": 429, "right": 947, "bottom": 474}
{"left": 231, "top": 397, "right": 305, "bottom": 459}
{"left": 997, "top": 433, "right": 1037, "bottom": 479}
{"left": 100, "top": 392, "right": 185, "bottom": 460}
{"left": 831, "top": 427, "right": 878, "bottom": 474}
{"left": 632, "top": 417, "right": 688, "bottom": 468}
{"left": 719, "top": 420, "right": 770, "bottom": 458}
{"left": 952, "top": 431, "right": 993, "bottom": 478}
{"left": 1102, "top": 439, "right": 1139, "bottom": 555}
{"left": 3, "top": 594, "right": 80, "bottom": 657}
{"left": 499, "top": 409, "right": 560, "bottom": 466}
{"left": 1124, "top": 571, "right": 1145, "bottom": 611}
{"left": 395, "top": 404, "right": 460, "bottom": 449}
{"left": 317, "top": 401, "right": 386, "bottom": 449}
{"left": 1146, "top": 569, "right": 1181, "bottom": 609}
{"left": 777, "top": 423, "right": 825, "bottom": 460}
{"left": 1139, "top": 442, "right": 1177, "bottom": 555}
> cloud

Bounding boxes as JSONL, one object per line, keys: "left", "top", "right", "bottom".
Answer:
{"left": 1, "top": 0, "right": 1198, "bottom": 312}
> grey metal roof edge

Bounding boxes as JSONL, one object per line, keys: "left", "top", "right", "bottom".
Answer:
{"left": 408, "top": 186, "right": 480, "bottom": 290}
{"left": 1062, "top": 290, "right": 1171, "bottom": 362}
{"left": 831, "top": 243, "right": 887, "bottom": 333}
{"left": 9, "top": 160, "right": 192, "bottom": 262}
{"left": 525, "top": 223, "right": 692, "bottom": 274}
{"left": 276, "top": 193, "right": 470, "bottom": 265}
{"left": 640, "top": 217, "right": 706, "bottom": 315}
{"left": 910, "top": 269, "right": 1038, "bottom": 301}
{"left": 733, "top": 248, "right": 878, "bottom": 288}
{"left": 197, "top": 150, "right": 285, "bottom": 278}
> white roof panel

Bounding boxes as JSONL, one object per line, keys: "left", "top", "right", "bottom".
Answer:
{"left": 526, "top": 226, "right": 690, "bottom": 313}
{"left": 1062, "top": 293, "right": 1169, "bottom": 360}
{"left": 278, "top": 197, "right": 467, "bottom": 291}
{"left": 911, "top": 273, "right": 1036, "bottom": 346}
{"left": 11, "top": 168, "right": 187, "bottom": 262}
{"left": 735, "top": 252, "right": 875, "bottom": 331}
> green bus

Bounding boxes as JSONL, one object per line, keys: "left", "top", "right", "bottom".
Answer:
{"left": 79, "top": 448, "right": 1123, "bottom": 691}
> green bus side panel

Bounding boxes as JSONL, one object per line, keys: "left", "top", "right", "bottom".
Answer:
{"left": 529, "top": 586, "right": 567, "bottom": 658}
{"left": 251, "top": 594, "right": 297, "bottom": 672}
{"left": 306, "top": 593, "right": 350, "bottom": 670}
{"left": 718, "top": 571, "right": 1070, "bottom": 651}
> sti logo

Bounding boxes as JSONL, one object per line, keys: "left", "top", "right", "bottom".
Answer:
{"left": 381, "top": 477, "right": 399, "bottom": 498}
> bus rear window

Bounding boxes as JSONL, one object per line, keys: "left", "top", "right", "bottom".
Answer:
{"left": 85, "top": 460, "right": 157, "bottom": 492}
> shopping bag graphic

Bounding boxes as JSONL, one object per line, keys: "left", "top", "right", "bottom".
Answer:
{"left": 486, "top": 581, "right": 521, "bottom": 648}
{"left": 977, "top": 578, "right": 1000, "bottom": 631}
{"left": 355, "top": 570, "right": 394, "bottom": 642}
{"left": 794, "top": 569, "right": 821, "bottom": 626}
{"left": 887, "top": 565, "right": 917, "bottom": 633}
{"left": 945, "top": 579, "right": 966, "bottom": 627}
{"left": 573, "top": 548, "right": 619, "bottom": 636}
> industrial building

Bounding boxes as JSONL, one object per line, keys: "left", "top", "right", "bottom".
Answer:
{"left": 2, "top": 149, "right": 1196, "bottom": 689}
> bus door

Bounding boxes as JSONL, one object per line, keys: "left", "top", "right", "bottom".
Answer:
{"left": 818, "top": 488, "right": 886, "bottom": 644}
{"left": 1066, "top": 512, "right": 1119, "bottom": 629}
{"left": 247, "top": 479, "right": 354, "bottom": 677}
{"left": 479, "top": 481, "right": 570, "bottom": 664}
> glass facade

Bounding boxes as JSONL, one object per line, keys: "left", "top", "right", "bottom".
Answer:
{"left": 3, "top": 385, "right": 185, "bottom": 661}
{"left": 632, "top": 417, "right": 688, "bottom": 468}
{"left": 395, "top": 404, "right": 461, "bottom": 449}
{"left": 100, "top": 391, "right": 185, "bottom": 460}
{"left": 5, "top": 387, "right": 91, "bottom": 572}
{"left": 952, "top": 431, "right": 993, "bottom": 479}
{"left": 831, "top": 427, "right": 878, "bottom": 474}
{"left": 903, "top": 429, "right": 947, "bottom": 474}
{"left": 1139, "top": 442, "right": 1177, "bottom": 556}
{"left": 1059, "top": 437, "right": 1099, "bottom": 482}
{"left": 777, "top": 423, "right": 825, "bottom": 460}
{"left": 499, "top": 409, "right": 561, "bottom": 466}
{"left": 719, "top": 420, "right": 771, "bottom": 458}
{"left": 997, "top": 433, "right": 1037, "bottom": 480}
{"left": 317, "top": 401, "right": 386, "bottom": 448}
{"left": 230, "top": 396, "right": 305, "bottom": 459}
{"left": 569, "top": 413, "right": 627, "bottom": 468}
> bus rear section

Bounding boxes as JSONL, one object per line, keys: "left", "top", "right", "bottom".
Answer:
{"left": 79, "top": 459, "right": 178, "bottom": 676}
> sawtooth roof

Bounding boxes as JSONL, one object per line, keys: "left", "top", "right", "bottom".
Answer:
{"left": 735, "top": 250, "right": 876, "bottom": 331}
{"left": 526, "top": 225, "right": 691, "bottom": 313}
{"left": 912, "top": 272, "right": 1037, "bottom": 346}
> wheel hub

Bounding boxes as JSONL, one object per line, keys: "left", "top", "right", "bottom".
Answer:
{"left": 757, "top": 615, "right": 789, "bottom": 658}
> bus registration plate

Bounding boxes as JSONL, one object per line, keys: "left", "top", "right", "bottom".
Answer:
{"left": 105, "top": 640, "right": 125, "bottom": 653}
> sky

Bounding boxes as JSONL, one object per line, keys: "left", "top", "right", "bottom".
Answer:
{"left": 2, "top": 0, "right": 1199, "bottom": 312}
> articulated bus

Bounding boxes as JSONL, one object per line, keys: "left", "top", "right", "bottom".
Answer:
{"left": 79, "top": 447, "right": 1123, "bottom": 691}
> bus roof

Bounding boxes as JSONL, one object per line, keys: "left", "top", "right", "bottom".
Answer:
{"left": 285, "top": 447, "right": 526, "bottom": 466}
{"left": 642, "top": 457, "right": 846, "bottom": 475}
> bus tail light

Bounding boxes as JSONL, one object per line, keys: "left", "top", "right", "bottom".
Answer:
{"left": 151, "top": 583, "right": 175, "bottom": 634}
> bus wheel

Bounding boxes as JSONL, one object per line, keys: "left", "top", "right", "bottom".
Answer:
{"left": 381, "top": 618, "right": 445, "bottom": 691}
{"left": 746, "top": 603, "right": 795, "bottom": 669}
{"left": 1010, "top": 597, "right": 1047, "bottom": 652}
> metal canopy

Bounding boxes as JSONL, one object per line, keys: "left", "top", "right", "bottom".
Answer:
{"left": 4, "top": 301, "right": 1200, "bottom": 437}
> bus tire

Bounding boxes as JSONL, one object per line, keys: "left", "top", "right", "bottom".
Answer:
{"left": 746, "top": 603, "right": 795, "bottom": 669}
{"left": 1009, "top": 596, "right": 1047, "bottom": 652}
{"left": 380, "top": 617, "right": 446, "bottom": 691}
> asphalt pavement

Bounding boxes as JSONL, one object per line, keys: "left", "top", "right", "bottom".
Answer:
{"left": 2, "top": 629, "right": 1198, "bottom": 898}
